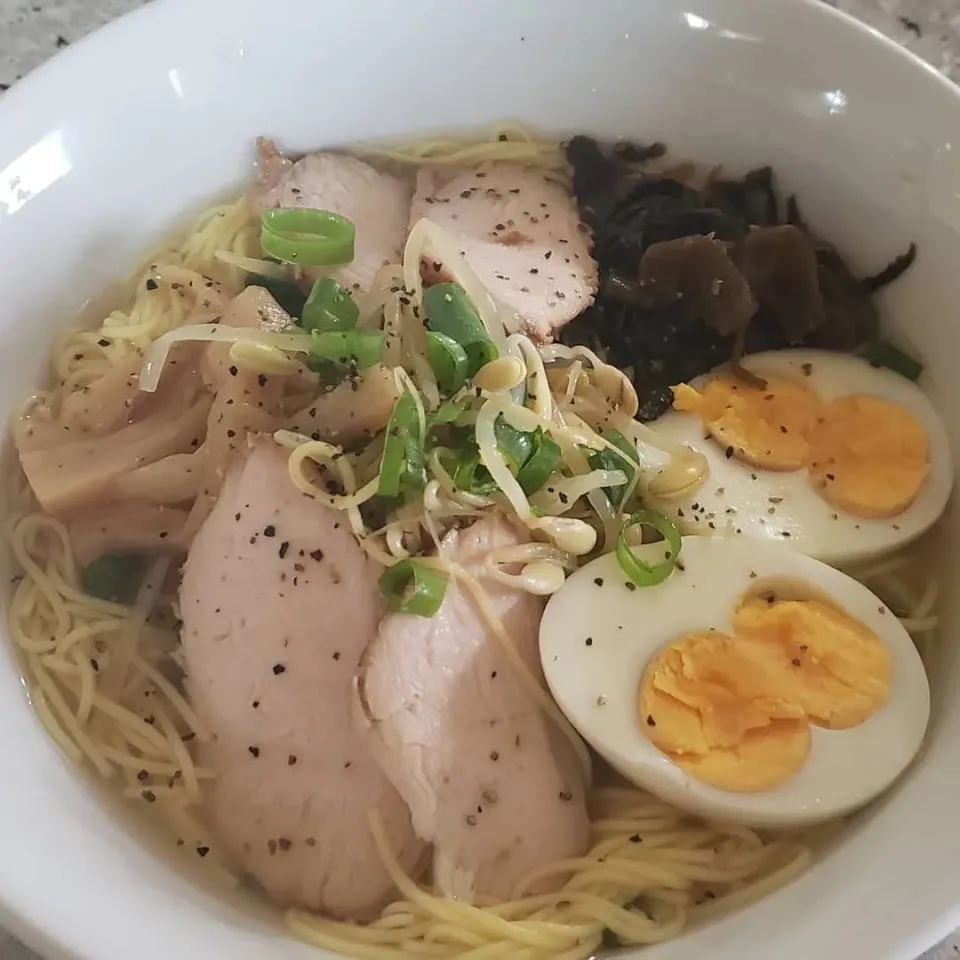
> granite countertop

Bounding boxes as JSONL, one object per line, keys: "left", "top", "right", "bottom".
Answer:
{"left": 0, "top": 1, "right": 959, "bottom": 958}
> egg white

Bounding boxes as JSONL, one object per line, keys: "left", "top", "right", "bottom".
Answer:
{"left": 540, "top": 535, "right": 930, "bottom": 828}
{"left": 644, "top": 349, "right": 953, "bottom": 565}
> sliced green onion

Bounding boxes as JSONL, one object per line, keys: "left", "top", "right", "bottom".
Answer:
{"left": 307, "top": 357, "right": 344, "bottom": 381}
{"left": 260, "top": 208, "right": 355, "bottom": 266}
{"left": 860, "top": 337, "right": 923, "bottom": 381}
{"left": 309, "top": 330, "right": 384, "bottom": 370}
{"left": 424, "top": 282, "right": 498, "bottom": 375}
{"left": 516, "top": 430, "right": 561, "bottom": 494}
{"left": 426, "top": 331, "right": 470, "bottom": 395}
{"left": 494, "top": 418, "right": 534, "bottom": 475}
{"left": 465, "top": 339, "right": 499, "bottom": 374}
{"left": 448, "top": 422, "right": 558, "bottom": 497}
{"left": 81, "top": 553, "right": 147, "bottom": 605}
{"left": 302, "top": 278, "right": 359, "bottom": 334}
{"left": 616, "top": 511, "right": 682, "bottom": 588}
{"left": 379, "top": 390, "right": 426, "bottom": 499}
{"left": 378, "top": 559, "right": 449, "bottom": 617}
{"left": 243, "top": 273, "right": 307, "bottom": 318}
{"left": 588, "top": 430, "right": 639, "bottom": 506}
{"left": 452, "top": 450, "right": 498, "bottom": 496}
{"left": 427, "top": 401, "right": 467, "bottom": 431}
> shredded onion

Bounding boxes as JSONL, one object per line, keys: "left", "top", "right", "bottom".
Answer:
{"left": 381, "top": 293, "right": 404, "bottom": 367}
{"left": 214, "top": 251, "right": 291, "bottom": 279}
{"left": 228, "top": 340, "right": 307, "bottom": 376}
{"left": 509, "top": 334, "right": 553, "bottom": 421}
{"left": 140, "top": 324, "right": 310, "bottom": 392}
{"left": 552, "top": 438, "right": 621, "bottom": 550}
{"left": 357, "top": 264, "right": 404, "bottom": 327}
{"left": 538, "top": 469, "right": 627, "bottom": 517}
{"left": 385, "top": 523, "right": 417, "bottom": 560}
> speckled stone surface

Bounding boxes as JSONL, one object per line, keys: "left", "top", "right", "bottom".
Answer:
{"left": 0, "top": 1, "right": 959, "bottom": 959}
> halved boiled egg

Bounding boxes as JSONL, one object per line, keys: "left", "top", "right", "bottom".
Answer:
{"left": 540, "top": 535, "right": 929, "bottom": 827}
{"left": 644, "top": 349, "right": 953, "bottom": 564}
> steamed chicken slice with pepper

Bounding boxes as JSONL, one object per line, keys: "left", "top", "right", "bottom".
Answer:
{"left": 411, "top": 163, "right": 598, "bottom": 342}
{"left": 180, "top": 440, "right": 425, "bottom": 919}
{"left": 249, "top": 137, "right": 412, "bottom": 296}
{"left": 357, "top": 514, "right": 590, "bottom": 903}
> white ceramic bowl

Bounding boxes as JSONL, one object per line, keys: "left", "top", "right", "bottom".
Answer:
{"left": 0, "top": 1, "right": 958, "bottom": 958}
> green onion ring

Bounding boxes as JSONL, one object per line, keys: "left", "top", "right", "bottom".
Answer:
{"left": 378, "top": 559, "right": 449, "bottom": 616}
{"left": 423, "top": 282, "right": 498, "bottom": 375}
{"left": 379, "top": 390, "right": 426, "bottom": 498}
{"left": 260, "top": 208, "right": 355, "bottom": 266}
{"left": 426, "top": 331, "right": 470, "bottom": 395}
{"left": 309, "top": 330, "right": 384, "bottom": 370}
{"left": 616, "top": 510, "right": 682, "bottom": 587}
{"left": 515, "top": 430, "right": 561, "bottom": 495}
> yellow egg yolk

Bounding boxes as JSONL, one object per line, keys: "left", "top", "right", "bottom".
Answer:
{"left": 732, "top": 596, "right": 891, "bottom": 729}
{"left": 639, "top": 631, "right": 809, "bottom": 793}
{"left": 672, "top": 374, "right": 821, "bottom": 471}
{"left": 673, "top": 721, "right": 812, "bottom": 794}
{"left": 806, "top": 394, "right": 930, "bottom": 519}
{"left": 638, "top": 598, "right": 890, "bottom": 792}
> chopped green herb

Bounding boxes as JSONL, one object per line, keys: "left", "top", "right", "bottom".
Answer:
{"left": 302, "top": 277, "right": 359, "bottom": 334}
{"left": 588, "top": 429, "right": 639, "bottom": 506}
{"left": 81, "top": 553, "right": 147, "bottom": 605}
{"left": 424, "top": 282, "right": 497, "bottom": 374}
{"left": 860, "top": 337, "right": 923, "bottom": 381}
{"left": 243, "top": 274, "right": 307, "bottom": 318}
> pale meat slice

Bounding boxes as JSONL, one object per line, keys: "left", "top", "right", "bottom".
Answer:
{"left": 411, "top": 163, "right": 598, "bottom": 343}
{"left": 357, "top": 514, "right": 590, "bottom": 903}
{"left": 249, "top": 138, "right": 412, "bottom": 296}
{"left": 180, "top": 441, "right": 424, "bottom": 919}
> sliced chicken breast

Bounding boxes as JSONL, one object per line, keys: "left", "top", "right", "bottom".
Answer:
{"left": 357, "top": 514, "right": 590, "bottom": 903}
{"left": 249, "top": 138, "right": 412, "bottom": 296}
{"left": 411, "top": 163, "right": 598, "bottom": 342}
{"left": 180, "top": 440, "right": 424, "bottom": 919}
